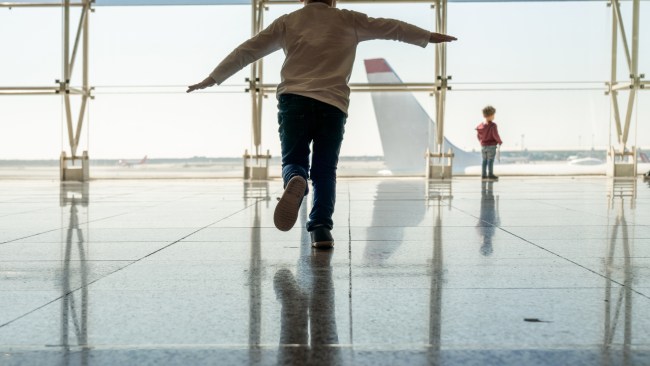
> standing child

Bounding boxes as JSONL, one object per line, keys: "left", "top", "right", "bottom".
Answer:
{"left": 187, "top": 0, "right": 456, "bottom": 249}
{"left": 476, "top": 105, "right": 502, "bottom": 180}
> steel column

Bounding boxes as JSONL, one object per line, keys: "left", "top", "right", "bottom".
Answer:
{"left": 244, "top": 0, "right": 270, "bottom": 180}
{"left": 427, "top": 0, "right": 452, "bottom": 179}
{"left": 433, "top": 0, "right": 448, "bottom": 156}
{"left": 61, "top": 0, "right": 92, "bottom": 181}
{"left": 607, "top": 0, "right": 644, "bottom": 177}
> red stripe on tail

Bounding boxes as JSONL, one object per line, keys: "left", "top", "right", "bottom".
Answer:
{"left": 364, "top": 58, "right": 392, "bottom": 73}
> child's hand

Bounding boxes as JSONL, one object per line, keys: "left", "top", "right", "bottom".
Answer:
{"left": 187, "top": 77, "right": 216, "bottom": 93}
{"left": 429, "top": 33, "right": 457, "bottom": 43}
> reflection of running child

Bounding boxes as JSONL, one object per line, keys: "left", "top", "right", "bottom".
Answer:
{"left": 476, "top": 106, "right": 503, "bottom": 180}
{"left": 187, "top": 0, "right": 457, "bottom": 249}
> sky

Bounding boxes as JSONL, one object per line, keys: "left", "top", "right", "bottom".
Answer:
{"left": 1, "top": 2, "right": 648, "bottom": 159}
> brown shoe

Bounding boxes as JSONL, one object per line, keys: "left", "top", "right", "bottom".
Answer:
{"left": 274, "top": 176, "right": 307, "bottom": 231}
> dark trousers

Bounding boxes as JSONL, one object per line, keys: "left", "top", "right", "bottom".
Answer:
{"left": 277, "top": 94, "right": 346, "bottom": 231}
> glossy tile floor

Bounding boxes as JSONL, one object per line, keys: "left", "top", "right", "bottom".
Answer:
{"left": 1, "top": 177, "right": 649, "bottom": 366}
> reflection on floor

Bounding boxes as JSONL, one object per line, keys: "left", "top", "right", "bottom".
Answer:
{"left": 0, "top": 178, "right": 649, "bottom": 365}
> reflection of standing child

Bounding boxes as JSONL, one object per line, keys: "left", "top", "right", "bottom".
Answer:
{"left": 477, "top": 180, "right": 499, "bottom": 256}
{"left": 476, "top": 106, "right": 503, "bottom": 180}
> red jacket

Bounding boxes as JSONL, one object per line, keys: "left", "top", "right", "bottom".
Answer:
{"left": 476, "top": 122, "right": 502, "bottom": 146}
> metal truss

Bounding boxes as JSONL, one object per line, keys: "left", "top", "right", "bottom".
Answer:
{"left": 606, "top": 0, "right": 647, "bottom": 177}
{"left": 1, "top": 0, "right": 93, "bottom": 181}
{"left": 9, "top": 0, "right": 640, "bottom": 179}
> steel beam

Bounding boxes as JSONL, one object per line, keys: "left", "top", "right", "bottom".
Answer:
{"left": 622, "top": 0, "right": 639, "bottom": 144}
{"left": 613, "top": 0, "right": 631, "bottom": 70}
{"left": 607, "top": 0, "right": 644, "bottom": 177}
{"left": 0, "top": 2, "right": 85, "bottom": 7}
{"left": 262, "top": 0, "right": 436, "bottom": 4}
{"left": 260, "top": 82, "right": 437, "bottom": 94}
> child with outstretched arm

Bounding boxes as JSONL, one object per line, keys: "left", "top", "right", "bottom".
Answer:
{"left": 188, "top": 0, "right": 457, "bottom": 249}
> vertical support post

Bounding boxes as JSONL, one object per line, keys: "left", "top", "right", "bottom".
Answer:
{"left": 622, "top": 0, "right": 639, "bottom": 145}
{"left": 428, "top": 0, "right": 452, "bottom": 179}
{"left": 433, "top": 0, "right": 448, "bottom": 157}
{"left": 61, "top": 0, "right": 91, "bottom": 181}
{"left": 255, "top": 2, "right": 264, "bottom": 156}
{"left": 250, "top": 0, "right": 260, "bottom": 157}
{"left": 245, "top": 0, "right": 270, "bottom": 180}
{"left": 73, "top": 0, "right": 89, "bottom": 157}
{"left": 607, "top": 0, "right": 641, "bottom": 177}
{"left": 63, "top": 0, "right": 75, "bottom": 160}
{"left": 610, "top": 0, "right": 622, "bottom": 145}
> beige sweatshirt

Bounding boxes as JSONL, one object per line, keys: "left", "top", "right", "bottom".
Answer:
{"left": 210, "top": 2, "right": 431, "bottom": 114}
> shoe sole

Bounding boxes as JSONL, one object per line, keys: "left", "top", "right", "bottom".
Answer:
{"left": 312, "top": 240, "right": 334, "bottom": 249}
{"left": 274, "top": 176, "right": 307, "bottom": 232}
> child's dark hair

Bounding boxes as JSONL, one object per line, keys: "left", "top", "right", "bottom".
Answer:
{"left": 482, "top": 105, "right": 496, "bottom": 117}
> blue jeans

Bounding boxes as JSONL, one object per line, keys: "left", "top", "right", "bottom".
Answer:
{"left": 277, "top": 94, "right": 346, "bottom": 231}
{"left": 481, "top": 145, "right": 497, "bottom": 177}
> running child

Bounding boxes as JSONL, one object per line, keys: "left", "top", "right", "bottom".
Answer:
{"left": 188, "top": 0, "right": 457, "bottom": 248}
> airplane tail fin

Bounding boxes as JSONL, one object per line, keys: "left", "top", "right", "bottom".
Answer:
{"left": 364, "top": 58, "right": 480, "bottom": 174}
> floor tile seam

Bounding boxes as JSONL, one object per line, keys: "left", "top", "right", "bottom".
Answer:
{"left": 0, "top": 207, "right": 60, "bottom": 219}
{"left": 347, "top": 182, "right": 355, "bottom": 346}
{"left": 0, "top": 188, "right": 220, "bottom": 246}
{"left": 0, "top": 260, "right": 138, "bottom": 262}
{"left": 0, "top": 259, "right": 138, "bottom": 329}
{"left": 135, "top": 195, "right": 275, "bottom": 261}
{"left": 450, "top": 205, "right": 650, "bottom": 301}
{"left": 0, "top": 196, "right": 267, "bottom": 330}
{"left": 1, "top": 343, "right": 648, "bottom": 350}
{"left": 350, "top": 286, "right": 636, "bottom": 290}
{"left": 0, "top": 184, "right": 175, "bottom": 217}
{"left": 2, "top": 286, "right": 623, "bottom": 292}
{"left": 0, "top": 211, "right": 131, "bottom": 246}
{"left": 492, "top": 232, "right": 650, "bottom": 300}
{"left": 533, "top": 199, "right": 645, "bottom": 225}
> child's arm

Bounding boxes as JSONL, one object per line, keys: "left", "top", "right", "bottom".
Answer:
{"left": 492, "top": 125, "right": 503, "bottom": 145}
{"left": 353, "top": 13, "right": 456, "bottom": 47}
{"left": 187, "top": 17, "right": 285, "bottom": 93}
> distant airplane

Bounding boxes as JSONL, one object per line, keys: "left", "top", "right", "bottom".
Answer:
{"left": 118, "top": 155, "right": 148, "bottom": 168}
{"left": 364, "top": 58, "right": 650, "bottom": 176}
{"left": 567, "top": 157, "right": 604, "bottom": 166}
{"left": 641, "top": 152, "right": 650, "bottom": 163}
